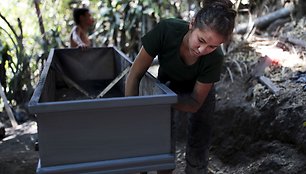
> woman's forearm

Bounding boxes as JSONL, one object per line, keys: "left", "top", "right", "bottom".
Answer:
{"left": 172, "top": 94, "right": 201, "bottom": 113}
{"left": 125, "top": 76, "right": 140, "bottom": 96}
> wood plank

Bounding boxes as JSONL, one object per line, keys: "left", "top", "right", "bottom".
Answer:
{"left": 0, "top": 81, "right": 18, "bottom": 127}
{"left": 96, "top": 66, "right": 130, "bottom": 98}
{"left": 52, "top": 61, "right": 91, "bottom": 98}
{"left": 286, "top": 37, "right": 306, "bottom": 48}
{"left": 259, "top": 76, "right": 280, "bottom": 94}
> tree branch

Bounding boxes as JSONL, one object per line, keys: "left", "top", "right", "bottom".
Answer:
{"left": 235, "top": 5, "right": 295, "bottom": 34}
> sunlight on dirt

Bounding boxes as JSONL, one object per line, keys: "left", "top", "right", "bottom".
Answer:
{"left": 252, "top": 41, "right": 306, "bottom": 70}
{"left": 4, "top": 121, "right": 37, "bottom": 140}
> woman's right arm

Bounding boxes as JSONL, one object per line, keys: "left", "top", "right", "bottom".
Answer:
{"left": 125, "top": 46, "right": 154, "bottom": 96}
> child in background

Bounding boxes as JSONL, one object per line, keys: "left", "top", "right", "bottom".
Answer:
{"left": 70, "top": 8, "right": 95, "bottom": 48}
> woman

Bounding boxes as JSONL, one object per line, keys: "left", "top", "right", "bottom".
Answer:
{"left": 125, "top": 0, "right": 236, "bottom": 173}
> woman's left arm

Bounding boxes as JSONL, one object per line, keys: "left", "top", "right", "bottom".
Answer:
{"left": 172, "top": 81, "right": 213, "bottom": 113}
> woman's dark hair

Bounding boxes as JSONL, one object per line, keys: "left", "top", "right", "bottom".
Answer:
{"left": 194, "top": 0, "right": 236, "bottom": 41}
{"left": 73, "top": 8, "right": 89, "bottom": 25}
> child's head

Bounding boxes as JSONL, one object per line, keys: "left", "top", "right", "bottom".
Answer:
{"left": 73, "top": 8, "right": 94, "bottom": 27}
{"left": 192, "top": 0, "right": 236, "bottom": 41}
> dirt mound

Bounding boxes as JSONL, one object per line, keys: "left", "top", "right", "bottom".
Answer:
{"left": 209, "top": 16, "right": 306, "bottom": 173}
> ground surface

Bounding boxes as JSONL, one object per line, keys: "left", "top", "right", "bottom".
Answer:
{"left": 0, "top": 121, "right": 38, "bottom": 174}
{"left": 0, "top": 11, "right": 306, "bottom": 174}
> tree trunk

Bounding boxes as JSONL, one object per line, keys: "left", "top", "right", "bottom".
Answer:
{"left": 34, "top": 0, "right": 48, "bottom": 50}
{"left": 235, "top": 5, "right": 295, "bottom": 34}
{"left": 0, "top": 46, "right": 9, "bottom": 93}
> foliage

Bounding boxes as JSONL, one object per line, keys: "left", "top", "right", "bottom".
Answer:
{"left": 0, "top": 0, "right": 74, "bottom": 107}
{"left": 0, "top": 13, "right": 32, "bottom": 106}
{"left": 92, "top": 0, "right": 200, "bottom": 58}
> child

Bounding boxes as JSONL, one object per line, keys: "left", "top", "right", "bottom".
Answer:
{"left": 70, "top": 8, "right": 95, "bottom": 48}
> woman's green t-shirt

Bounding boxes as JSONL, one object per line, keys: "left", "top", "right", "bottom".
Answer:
{"left": 141, "top": 18, "right": 224, "bottom": 93}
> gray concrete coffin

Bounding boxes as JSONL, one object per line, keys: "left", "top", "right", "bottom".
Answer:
{"left": 28, "top": 47, "right": 177, "bottom": 174}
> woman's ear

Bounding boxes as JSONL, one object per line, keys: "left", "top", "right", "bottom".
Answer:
{"left": 189, "top": 18, "right": 195, "bottom": 29}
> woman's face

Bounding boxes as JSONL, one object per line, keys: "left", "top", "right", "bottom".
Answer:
{"left": 187, "top": 24, "right": 225, "bottom": 58}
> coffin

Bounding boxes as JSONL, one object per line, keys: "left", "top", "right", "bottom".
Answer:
{"left": 28, "top": 47, "right": 177, "bottom": 174}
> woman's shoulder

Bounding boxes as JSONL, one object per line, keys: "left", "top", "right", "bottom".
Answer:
{"left": 159, "top": 18, "right": 188, "bottom": 28}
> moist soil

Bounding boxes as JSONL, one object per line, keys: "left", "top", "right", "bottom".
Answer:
{"left": 0, "top": 17, "right": 306, "bottom": 174}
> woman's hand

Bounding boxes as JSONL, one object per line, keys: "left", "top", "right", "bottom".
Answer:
{"left": 173, "top": 82, "right": 213, "bottom": 113}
